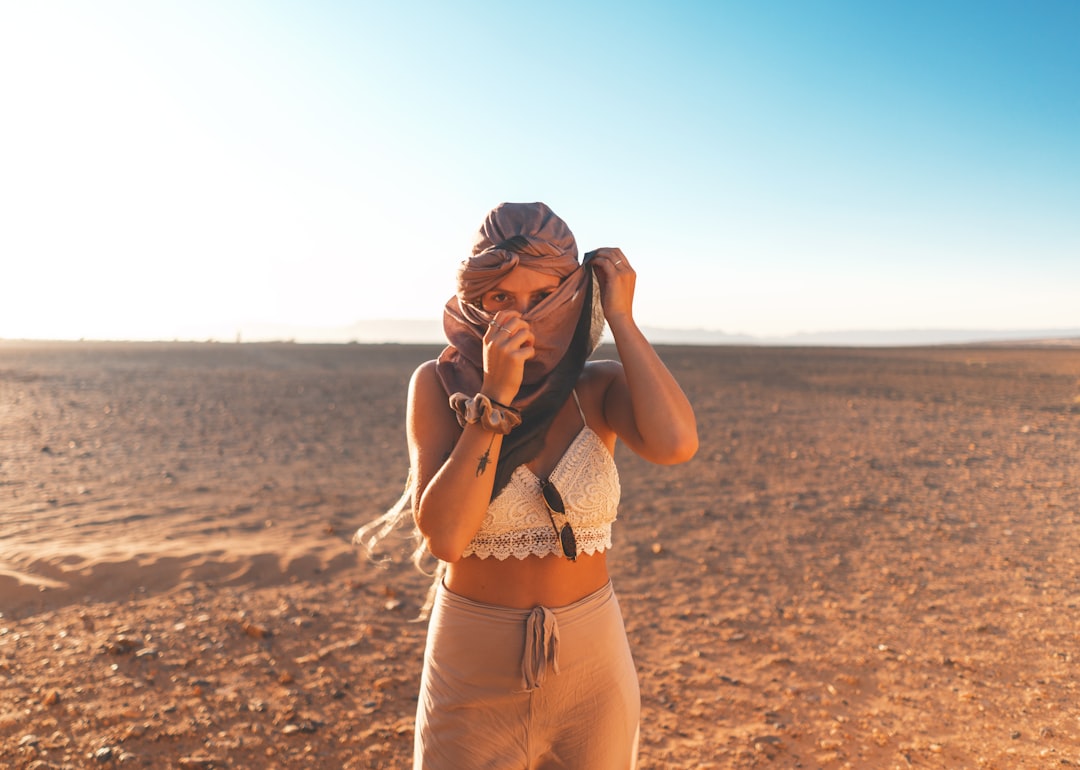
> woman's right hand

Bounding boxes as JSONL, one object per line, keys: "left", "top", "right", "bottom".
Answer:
{"left": 481, "top": 311, "right": 535, "bottom": 404}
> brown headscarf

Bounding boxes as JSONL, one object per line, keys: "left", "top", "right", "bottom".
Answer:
{"left": 436, "top": 202, "right": 605, "bottom": 497}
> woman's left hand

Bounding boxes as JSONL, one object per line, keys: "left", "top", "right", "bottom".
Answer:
{"left": 585, "top": 247, "right": 635, "bottom": 324}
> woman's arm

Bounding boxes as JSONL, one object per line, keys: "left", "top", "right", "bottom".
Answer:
{"left": 587, "top": 248, "right": 698, "bottom": 465}
{"left": 408, "top": 362, "right": 503, "bottom": 562}
{"left": 410, "top": 311, "right": 536, "bottom": 562}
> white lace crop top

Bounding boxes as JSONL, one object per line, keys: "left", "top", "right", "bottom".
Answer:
{"left": 461, "top": 395, "right": 621, "bottom": 560}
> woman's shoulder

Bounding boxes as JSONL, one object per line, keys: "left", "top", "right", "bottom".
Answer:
{"left": 576, "top": 359, "right": 624, "bottom": 430}
{"left": 581, "top": 358, "right": 623, "bottom": 388}
{"left": 408, "top": 360, "right": 448, "bottom": 405}
{"left": 412, "top": 358, "right": 440, "bottom": 382}
{"left": 408, "top": 360, "right": 461, "bottom": 439}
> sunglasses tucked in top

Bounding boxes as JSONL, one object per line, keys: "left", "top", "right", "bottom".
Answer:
{"left": 540, "top": 479, "right": 577, "bottom": 561}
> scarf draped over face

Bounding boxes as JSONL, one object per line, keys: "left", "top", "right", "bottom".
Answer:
{"left": 436, "top": 202, "right": 605, "bottom": 497}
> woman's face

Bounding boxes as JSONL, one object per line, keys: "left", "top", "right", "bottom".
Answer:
{"left": 479, "top": 266, "right": 561, "bottom": 315}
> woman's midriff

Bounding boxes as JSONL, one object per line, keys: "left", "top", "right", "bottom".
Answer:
{"left": 444, "top": 551, "right": 610, "bottom": 609}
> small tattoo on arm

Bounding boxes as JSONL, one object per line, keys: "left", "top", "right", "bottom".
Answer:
{"left": 476, "top": 434, "right": 495, "bottom": 477}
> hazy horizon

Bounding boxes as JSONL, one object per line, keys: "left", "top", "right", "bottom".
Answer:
{"left": 5, "top": 320, "right": 1079, "bottom": 349}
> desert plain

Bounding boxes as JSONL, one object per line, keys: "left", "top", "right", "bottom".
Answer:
{"left": 2, "top": 340, "right": 1079, "bottom": 769}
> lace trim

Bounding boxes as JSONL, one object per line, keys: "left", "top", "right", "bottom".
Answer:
{"left": 462, "top": 525, "right": 613, "bottom": 561}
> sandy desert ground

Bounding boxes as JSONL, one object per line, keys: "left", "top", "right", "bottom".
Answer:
{"left": 2, "top": 340, "right": 1079, "bottom": 769}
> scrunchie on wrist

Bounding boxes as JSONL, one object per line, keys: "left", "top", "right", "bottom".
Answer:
{"left": 449, "top": 392, "right": 522, "bottom": 434}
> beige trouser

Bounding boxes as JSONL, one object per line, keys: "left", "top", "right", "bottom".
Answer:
{"left": 414, "top": 580, "right": 640, "bottom": 769}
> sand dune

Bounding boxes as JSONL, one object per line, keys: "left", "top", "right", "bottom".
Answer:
{"left": 2, "top": 341, "right": 1079, "bottom": 767}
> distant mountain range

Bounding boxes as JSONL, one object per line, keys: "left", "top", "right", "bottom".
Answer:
{"left": 236, "top": 321, "right": 1080, "bottom": 347}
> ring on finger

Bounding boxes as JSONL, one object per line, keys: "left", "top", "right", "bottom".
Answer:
{"left": 614, "top": 259, "right": 623, "bottom": 266}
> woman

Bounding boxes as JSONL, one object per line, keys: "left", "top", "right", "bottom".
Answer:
{"left": 358, "top": 202, "right": 697, "bottom": 769}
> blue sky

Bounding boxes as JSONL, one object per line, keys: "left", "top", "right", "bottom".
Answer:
{"left": 1, "top": 1, "right": 1077, "bottom": 341}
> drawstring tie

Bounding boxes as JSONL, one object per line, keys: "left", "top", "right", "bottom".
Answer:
{"left": 521, "top": 606, "right": 560, "bottom": 691}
